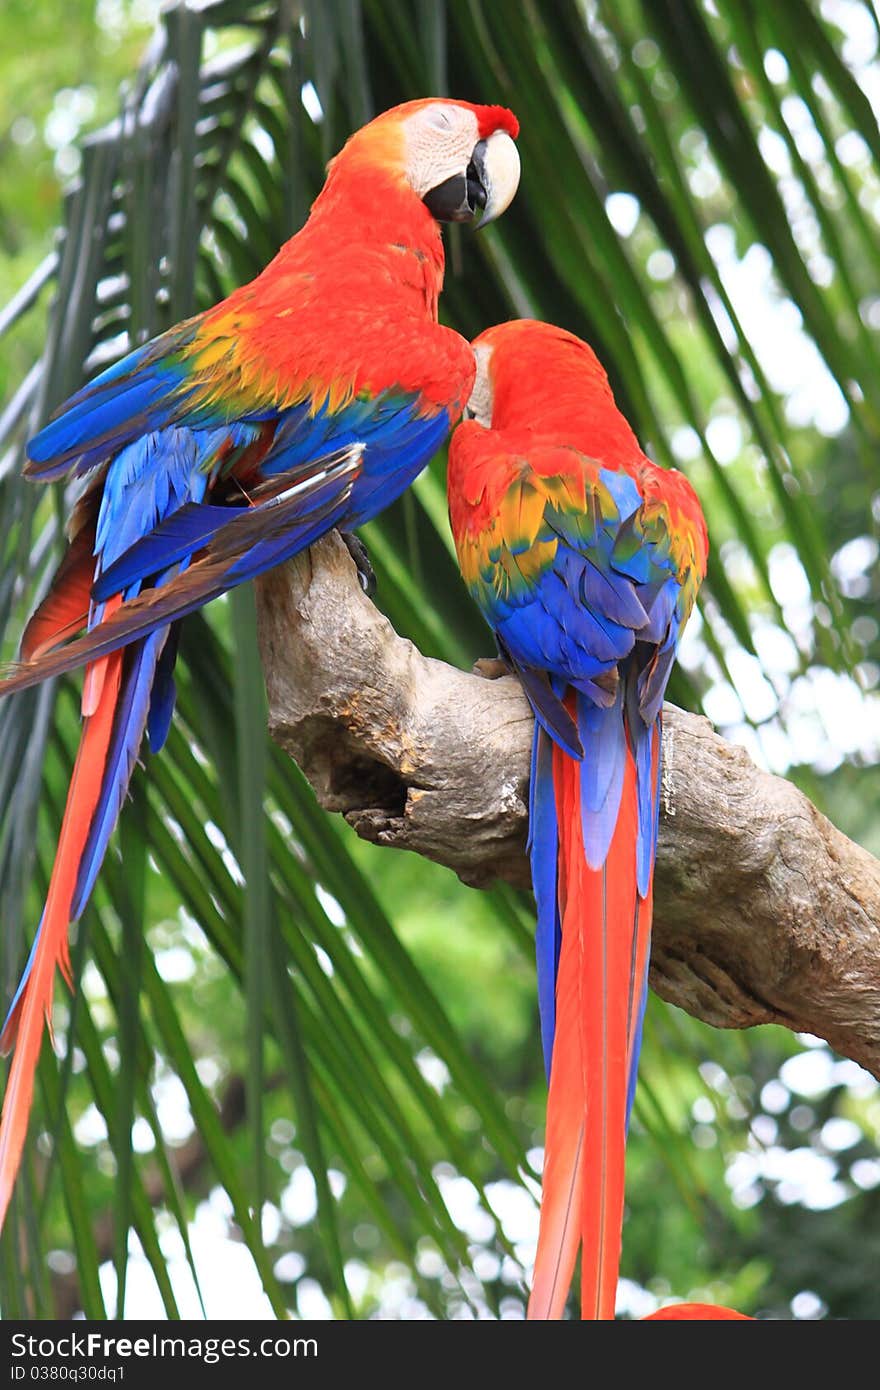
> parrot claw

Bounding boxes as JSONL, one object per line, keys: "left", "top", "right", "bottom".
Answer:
{"left": 341, "top": 532, "right": 376, "bottom": 598}
{"left": 473, "top": 655, "right": 511, "bottom": 679}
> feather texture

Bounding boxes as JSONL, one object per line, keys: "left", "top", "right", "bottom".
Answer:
{"left": 0, "top": 646, "right": 122, "bottom": 1227}
{"left": 0, "top": 98, "right": 520, "bottom": 1229}
{"left": 448, "top": 319, "right": 707, "bottom": 1318}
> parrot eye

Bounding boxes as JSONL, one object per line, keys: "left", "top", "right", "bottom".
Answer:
{"left": 425, "top": 105, "right": 455, "bottom": 132}
{"left": 463, "top": 404, "right": 477, "bottom": 420}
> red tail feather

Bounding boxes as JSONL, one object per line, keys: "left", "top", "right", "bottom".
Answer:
{"left": 527, "top": 735, "right": 649, "bottom": 1320}
{"left": 20, "top": 524, "right": 95, "bottom": 663}
{"left": 0, "top": 646, "right": 122, "bottom": 1230}
{"left": 526, "top": 751, "right": 586, "bottom": 1318}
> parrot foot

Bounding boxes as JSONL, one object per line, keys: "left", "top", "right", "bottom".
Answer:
{"left": 472, "top": 656, "right": 512, "bottom": 680}
{"left": 341, "top": 532, "right": 376, "bottom": 598}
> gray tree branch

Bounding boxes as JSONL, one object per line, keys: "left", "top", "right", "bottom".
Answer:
{"left": 255, "top": 533, "right": 880, "bottom": 1080}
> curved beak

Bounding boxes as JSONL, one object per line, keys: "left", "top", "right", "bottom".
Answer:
{"left": 471, "top": 130, "right": 521, "bottom": 228}
{"left": 422, "top": 130, "right": 520, "bottom": 227}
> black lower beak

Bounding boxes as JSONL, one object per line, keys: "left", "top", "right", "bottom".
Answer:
{"left": 423, "top": 141, "right": 489, "bottom": 224}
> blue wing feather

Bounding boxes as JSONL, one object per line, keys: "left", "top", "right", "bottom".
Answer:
{"left": 93, "top": 501, "right": 245, "bottom": 598}
{"left": 26, "top": 323, "right": 200, "bottom": 477}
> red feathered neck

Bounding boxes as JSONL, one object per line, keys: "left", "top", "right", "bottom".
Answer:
{"left": 252, "top": 158, "right": 446, "bottom": 328}
{"left": 307, "top": 160, "right": 443, "bottom": 260}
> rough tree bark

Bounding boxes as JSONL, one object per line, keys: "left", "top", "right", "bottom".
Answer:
{"left": 255, "top": 533, "right": 880, "bottom": 1080}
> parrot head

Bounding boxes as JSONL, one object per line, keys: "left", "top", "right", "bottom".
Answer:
{"left": 326, "top": 99, "right": 521, "bottom": 228}
{"left": 462, "top": 318, "right": 618, "bottom": 430}
{"left": 457, "top": 318, "right": 652, "bottom": 475}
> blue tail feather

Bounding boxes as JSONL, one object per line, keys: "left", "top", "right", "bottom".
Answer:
{"left": 633, "top": 718, "right": 658, "bottom": 899}
{"left": 623, "top": 673, "right": 662, "bottom": 899}
{"left": 625, "top": 902, "right": 651, "bottom": 1128}
{"left": 577, "top": 686, "right": 626, "bottom": 870}
{"left": 72, "top": 632, "right": 166, "bottom": 918}
{"left": 147, "top": 623, "right": 181, "bottom": 754}
{"left": 528, "top": 726, "right": 561, "bottom": 1079}
{"left": 0, "top": 921, "right": 43, "bottom": 1045}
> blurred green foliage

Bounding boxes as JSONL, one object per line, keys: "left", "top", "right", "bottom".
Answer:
{"left": 0, "top": 0, "right": 159, "bottom": 404}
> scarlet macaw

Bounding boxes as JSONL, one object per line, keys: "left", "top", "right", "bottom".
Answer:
{"left": 447, "top": 319, "right": 708, "bottom": 1319}
{"left": 0, "top": 98, "right": 520, "bottom": 1228}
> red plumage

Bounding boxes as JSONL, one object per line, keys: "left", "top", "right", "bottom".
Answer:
{"left": 0, "top": 97, "right": 521, "bottom": 1232}
{"left": 0, "top": 645, "right": 122, "bottom": 1220}
{"left": 528, "top": 724, "right": 649, "bottom": 1320}
{"left": 448, "top": 320, "right": 707, "bottom": 1319}
{"left": 21, "top": 526, "right": 95, "bottom": 663}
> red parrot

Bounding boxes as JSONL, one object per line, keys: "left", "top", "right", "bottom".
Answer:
{"left": 643, "top": 1304, "right": 752, "bottom": 1320}
{"left": 0, "top": 98, "right": 520, "bottom": 1230}
{"left": 447, "top": 319, "right": 708, "bottom": 1319}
